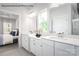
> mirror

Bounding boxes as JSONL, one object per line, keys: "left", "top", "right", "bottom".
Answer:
{"left": 49, "top": 3, "right": 79, "bottom": 35}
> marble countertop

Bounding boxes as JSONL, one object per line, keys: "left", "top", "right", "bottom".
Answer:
{"left": 28, "top": 33, "right": 79, "bottom": 46}
{"left": 42, "top": 36, "right": 79, "bottom": 46}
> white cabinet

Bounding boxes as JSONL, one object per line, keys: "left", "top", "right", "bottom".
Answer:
{"left": 21, "top": 34, "right": 29, "bottom": 51}
{"left": 42, "top": 39, "right": 54, "bottom": 56}
{"left": 35, "top": 38, "right": 42, "bottom": 56}
{"left": 30, "top": 38, "right": 36, "bottom": 55}
{"left": 30, "top": 38, "right": 54, "bottom": 56}
{"left": 55, "top": 41, "right": 75, "bottom": 56}
{"left": 24, "top": 35, "right": 77, "bottom": 56}
{"left": 72, "top": 19, "right": 79, "bottom": 35}
{"left": 30, "top": 37, "right": 42, "bottom": 56}
{"left": 75, "top": 46, "right": 79, "bottom": 56}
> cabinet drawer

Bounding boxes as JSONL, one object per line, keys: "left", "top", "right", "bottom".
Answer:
{"left": 21, "top": 35, "right": 28, "bottom": 41}
{"left": 30, "top": 38, "right": 42, "bottom": 47}
{"left": 42, "top": 39, "right": 54, "bottom": 46}
{"left": 55, "top": 42, "right": 75, "bottom": 55}
{"left": 36, "top": 39, "right": 42, "bottom": 46}
{"left": 22, "top": 38, "right": 28, "bottom": 43}
{"left": 30, "top": 38, "right": 36, "bottom": 42}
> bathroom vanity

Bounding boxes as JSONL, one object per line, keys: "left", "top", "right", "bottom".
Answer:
{"left": 21, "top": 34, "right": 79, "bottom": 56}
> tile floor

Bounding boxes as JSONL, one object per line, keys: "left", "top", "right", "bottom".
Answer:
{"left": 0, "top": 44, "right": 34, "bottom": 56}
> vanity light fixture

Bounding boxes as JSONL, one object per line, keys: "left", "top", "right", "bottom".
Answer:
{"left": 50, "top": 3, "right": 65, "bottom": 8}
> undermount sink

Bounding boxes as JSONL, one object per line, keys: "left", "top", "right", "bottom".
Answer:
{"left": 42, "top": 35, "right": 74, "bottom": 40}
{"left": 48, "top": 36, "right": 71, "bottom": 40}
{"left": 42, "top": 36, "right": 59, "bottom": 39}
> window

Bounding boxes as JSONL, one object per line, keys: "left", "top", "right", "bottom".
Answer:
{"left": 38, "top": 9, "right": 48, "bottom": 33}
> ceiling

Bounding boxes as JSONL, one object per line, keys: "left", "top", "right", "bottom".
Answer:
{"left": 0, "top": 3, "right": 50, "bottom": 12}
{"left": 0, "top": 3, "right": 66, "bottom": 14}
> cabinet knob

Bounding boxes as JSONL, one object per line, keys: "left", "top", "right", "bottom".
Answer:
{"left": 33, "top": 40, "right": 35, "bottom": 41}
{"left": 33, "top": 43, "right": 35, "bottom": 45}
{"left": 40, "top": 45, "right": 43, "bottom": 47}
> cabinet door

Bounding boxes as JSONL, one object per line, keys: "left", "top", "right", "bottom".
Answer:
{"left": 30, "top": 38, "right": 36, "bottom": 55}
{"left": 42, "top": 39, "right": 54, "bottom": 56}
{"left": 30, "top": 38, "right": 42, "bottom": 56}
{"left": 31, "top": 42, "right": 36, "bottom": 55}
{"left": 55, "top": 42, "right": 75, "bottom": 56}
{"left": 75, "top": 46, "right": 79, "bottom": 56}
{"left": 42, "top": 43, "right": 54, "bottom": 56}
{"left": 35, "top": 39, "right": 42, "bottom": 56}
{"left": 22, "top": 34, "right": 29, "bottom": 51}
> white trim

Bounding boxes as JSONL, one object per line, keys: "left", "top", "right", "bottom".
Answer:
{"left": 0, "top": 9, "right": 19, "bottom": 15}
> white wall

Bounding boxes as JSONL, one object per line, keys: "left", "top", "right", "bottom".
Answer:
{"left": 49, "top": 4, "right": 72, "bottom": 35}
{"left": 0, "top": 7, "right": 20, "bottom": 28}
{"left": 20, "top": 13, "right": 36, "bottom": 34}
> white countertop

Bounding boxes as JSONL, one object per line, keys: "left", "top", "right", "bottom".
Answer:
{"left": 42, "top": 36, "right": 79, "bottom": 46}
{"left": 28, "top": 33, "right": 79, "bottom": 46}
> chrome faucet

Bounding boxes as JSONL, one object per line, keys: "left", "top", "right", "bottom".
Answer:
{"left": 58, "top": 32, "right": 64, "bottom": 38}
